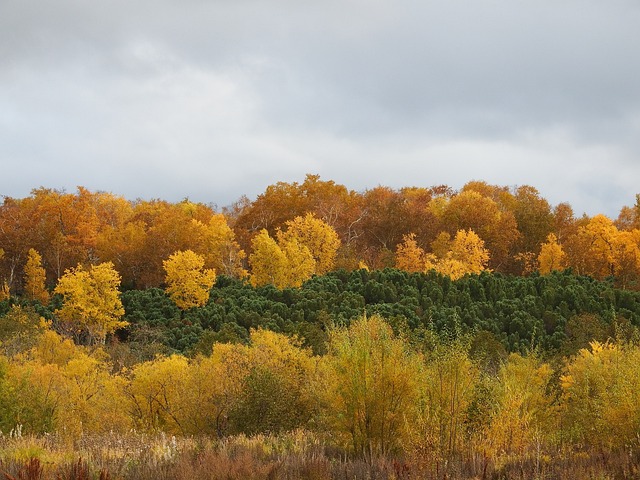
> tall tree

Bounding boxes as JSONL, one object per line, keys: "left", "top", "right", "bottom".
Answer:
{"left": 538, "top": 233, "right": 567, "bottom": 275}
{"left": 249, "top": 229, "right": 290, "bottom": 289}
{"left": 249, "top": 228, "right": 316, "bottom": 289}
{"left": 319, "top": 315, "right": 421, "bottom": 458}
{"left": 23, "top": 249, "right": 50, "bottom": 304}
{"left": 277, "top": 213, "right": 341, "bottom": 275}
{"left": 163, "top": 250, "right": 217, "bottom": 310}
{"left": 54, "top": 262, "right": 127, "bottom": 344}
{"left": 429, "top": 229, "right": 491, "bottom": 280}
{"left": 442, "top": 190, "right": 520, "bottom": 271}
{"left": 395, "top": 233, "right": 426, "bottom": 273}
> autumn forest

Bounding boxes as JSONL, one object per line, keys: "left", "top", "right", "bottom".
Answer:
{"left": 1, "top": 175, "right": 640, "bottom": 479}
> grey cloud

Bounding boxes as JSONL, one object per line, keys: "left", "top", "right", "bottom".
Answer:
{"left": 1, "top": 0, "right": 639, "bottom": 217}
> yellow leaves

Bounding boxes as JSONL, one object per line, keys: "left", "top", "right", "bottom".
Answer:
{"left": 248, "top": 214, "right": 341, "bottom": 289}
{"left": 248, "top": 329, "right": 314, "bottom": 378}
{"left": 280, "top": 237, "right": 316, "bottom": 288}
{"left": 395, "top": 233, "right": 426, "bottom": 272}
{"left": 320, "top": 315, "right": 421, "bottom": 456}
{"left": 553, "top": 214, "right": 640, "bottom": 286}
{"left": 395, "top": 229, "right": 490, "bottom": 280}
{"left": 482, "top": 354, "right": 554, "bottom": 460}
{"left": 278, "top": 213, "right": 341, "bottom": 275}
{"left": 23, "top": 248, "right": 50, "bottom": 305}
{"left": 54, "top": 262, "right": 127, "bottom": 344}
{"left": 249, "top": 229, "right": 315, "bottom": 289}
{"left": 126, "top": 329, "right": 315, "bottom": 436}
{"left": 190, "top": 214, "right": 247, "bottom": 278}
{"left": 413, "top": 341, "right": 478, "bottom": 464}
{"left": 128, "top": 354, "right": 191, "bottom": 434}
{"left": 31, "top": 329, "right": 78, "bottom": 366}
{"left": 559, "top": 373, "right": 573, "bottom": 391}
{"left": 538, "top": 233, "right": 567, "bottom": 275}
{"left": 446, "top": 229, "right": 490, "bottom": 277}
{"left": 561, "top": 340, "right": 640, "bottom": 451}
{"left": 163, "top": 250, "right": 216, "bottom": 310}
{"left": 56, "top": 352, "right": 130, "bottom": 437}
{"left": 1, "top": 328, "right": 130, "bottom": 437}
{"left": 249, "top": 229, "right": 292, "bottom": 288}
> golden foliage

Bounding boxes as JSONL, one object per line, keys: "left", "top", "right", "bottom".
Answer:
{"left": 538, "top": 233, "right": 567, "bottom": 274}
{"left": 561, "top": 341, "right": 640, "bottom": 451}
{"left": 163, "top": 250, "right": 216, "bottom": 310}
{"left": 481, "top": 354, "right": 554, "bottom": 464}
{"left": 249, "top": 229, "right": 316, "bottom": 289}
{"left": 395, "top": 233, "right": 426, "bottom": 272}
{"left": 54, "top": 262, "right": 127, "bottom": 344}
{"left": 319, "top": 315, "right": 421, "bottom": 457}
{"left": 23, "top": 248, "right": 50, "bottom": 304}
{"left": 278, "top": 213, "right": 341, "bottom": 275}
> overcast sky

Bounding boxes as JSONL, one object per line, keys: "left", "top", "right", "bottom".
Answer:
{"left": 2, "top": 0, "right": 639, "bottom": 217}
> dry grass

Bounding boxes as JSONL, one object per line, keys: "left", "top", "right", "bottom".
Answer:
{"left": 1, "top": 430, "right": 639, "bottom": 479}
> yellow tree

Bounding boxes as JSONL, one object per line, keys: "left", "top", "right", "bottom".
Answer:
{"left": 188, "top": 342, "right": 252, "bottom": 436}
{"left": 411, "top": 340, "right": 478, "bottom": 472}
{"left": 538, "top": 233, "right": 567, "bottom": 275}
{"left": 277, "top": 213, "right": 341, "bottom": 275}
{"left": 54, "top": 348, "right": 131, "bottom": 437}
{"left": 163, "top": 250, "right": 216, "bottom": 310}
{"left": 194, "top": 214, "right": 247, "bottom": 278}
{"left": 612, "top": 229, "right": 640, "bottom": 288}
{"left": 249, "top": 229, "right": 315, "bottom": 289}
{"left": 567, "top": 214, "right": 618, "bottom": 278}
{"left": 54, "top": 262, "right": 127, "bottom": 344}
{"left": 395, "top": 233, "right": 426, "bottom": 272}
{"left": 319, "top": 315, "right": 421, "bottom": 458}
{"left": 482, "top": 354, "right": 554, "bottom": 466}
{"left": 442, "top": 190, "right": 520, "bottom": 271}
{"left": 450, "top": 229, "right": 490, "bottom": 273}
{"left": 23, "top": 248, "right": 50, "bottom": 304}
{"left": 561, "top": 341, "right": 640, "bottom": 453}
{"left": 249, "top": 229, "right": 289, "bottom": 288}
{"left": 5, "top": 329, "right": 131, "bottom": 437}
{"left": 279, "top": 237, "right": 316, "bottom": 288}
{"left": 127, "top": 354, "right": 192, "bottom": 434}
{"left": 227, "top": 329, "right": 316, "bottom": 435}
{"left": 435, "top": 229, "right": 490, "bottom": 280}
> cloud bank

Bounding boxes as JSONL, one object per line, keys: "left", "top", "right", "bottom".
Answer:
{"left": 1, "top": 0, "right": 639, "bottom": 216}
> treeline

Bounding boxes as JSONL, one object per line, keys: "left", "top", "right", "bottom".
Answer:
{"left": 1, "top": 314, "right": 640, "bottom": 478}
{"left": 2, "top": 176, "right": 640, "bottom": 295}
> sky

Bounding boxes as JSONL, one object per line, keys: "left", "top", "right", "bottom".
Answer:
{"left": 2, "top": 0, "right": 639, "bottom": 217}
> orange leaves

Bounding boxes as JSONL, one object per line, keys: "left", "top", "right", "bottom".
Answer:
{"left": 548, "top": 214, "right": 640, "bottom": 286}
